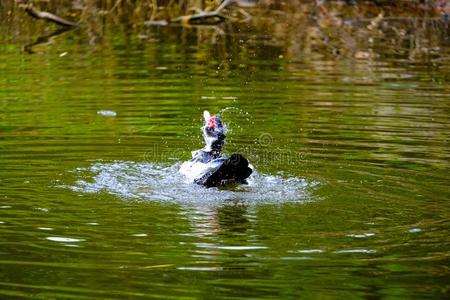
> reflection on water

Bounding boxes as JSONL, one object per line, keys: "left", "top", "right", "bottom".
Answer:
{"left": 23, "top": 27, "right": 76, "bottom": 54}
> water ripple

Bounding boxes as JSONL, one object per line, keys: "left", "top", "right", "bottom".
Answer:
{"left": 46, "top": 237, "right": 86, "bottom": 243}
{"left": 63, "top": 161, "right": 317, "bottom": 206}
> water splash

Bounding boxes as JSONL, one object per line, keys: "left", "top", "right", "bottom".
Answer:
{"left": 214, "top": 107, "right": 253, "bottom": 136}
{"left": 64, "top": 161, "right": 316, "bottom": 206}
{"left": 216, "top": 106, "right": 242, "bottom": 118}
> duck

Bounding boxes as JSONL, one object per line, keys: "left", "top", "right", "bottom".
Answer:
{"left": 179, "top": 111, "right": 253, "bottom": 187}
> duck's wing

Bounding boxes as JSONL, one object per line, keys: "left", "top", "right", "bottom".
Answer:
{"left": 180, "top": 154, "right": 227, "bottom": 182}
{"left": 197, "top": 154, "right": 252, "bottom": 188}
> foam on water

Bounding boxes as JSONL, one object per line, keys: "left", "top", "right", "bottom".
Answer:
{"left": 65, "top": 161, "right": 316, "bottom": 206}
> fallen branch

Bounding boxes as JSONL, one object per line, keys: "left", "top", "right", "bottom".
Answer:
{"left": 145, "top": 0, "right": 236, "bottom": 26}
{"left": 171, "top": 11, "right": 227, "bottom": 25}
{"left": 24, "top": 5, "right": 78, "bottom": 27}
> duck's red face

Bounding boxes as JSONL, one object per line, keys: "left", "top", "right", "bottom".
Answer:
{"left": 203, "top": 111, "right": 226, "bottom": 152}
{"left": 208, "top": 116, "right": 216, "bottom": 130}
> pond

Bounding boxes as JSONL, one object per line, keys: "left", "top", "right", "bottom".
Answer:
{"left": 1, "top": 6, "right": 449, "bottom": 299}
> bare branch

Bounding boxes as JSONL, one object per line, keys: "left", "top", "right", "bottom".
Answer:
{"left": 24, "top": 5, "right": 78, "bottom": 27}
{"left": 146, "top": 0, "right": 237, "bottom": 26}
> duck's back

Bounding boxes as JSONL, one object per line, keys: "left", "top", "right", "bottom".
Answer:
{"left": 193, "top": 154, "right": 253, "bottom": 187}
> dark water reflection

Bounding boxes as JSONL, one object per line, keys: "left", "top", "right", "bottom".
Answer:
{"left": 1, "top": 16, "right": 449, "bottom": 299}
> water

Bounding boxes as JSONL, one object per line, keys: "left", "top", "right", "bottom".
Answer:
{"left": 65, "top": 161, "right": 314, "bottom": 204}
{"left": 1, "top": 11, "right": 450, "bottom": 299}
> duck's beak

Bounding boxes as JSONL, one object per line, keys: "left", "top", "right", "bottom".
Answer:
{"left": 203, "top": 111, "right": 211, "bottom": 125}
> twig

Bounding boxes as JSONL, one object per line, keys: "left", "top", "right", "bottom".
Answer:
{"left": 215, "top": 0, "right": 234, "bottom": 14}
{"left": 171, "top": 11, "right": 227, "bottom": 24}
{"left": 24, "top": 5, "right": 78, "bottom": 27}
{"left": 145, "top": 0, "right": 237, "bottom": 26}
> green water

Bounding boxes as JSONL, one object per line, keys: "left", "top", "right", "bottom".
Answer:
{"left": 1, "top": 17, "right": 450, "bottom": 299}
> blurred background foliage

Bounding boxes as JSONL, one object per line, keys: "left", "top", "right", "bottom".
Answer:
{"left": 1, "top": 0, "right": 449, "bottom": 63}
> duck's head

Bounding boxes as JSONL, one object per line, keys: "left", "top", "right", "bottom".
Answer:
{"left": 202, "top": 110, "right": 226, "bottom": 153}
